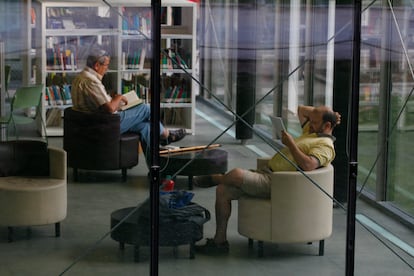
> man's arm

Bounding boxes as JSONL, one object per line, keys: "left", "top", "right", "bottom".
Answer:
{"left": 101, "top": 94, "right": 127, "bottom": 113}
{"left": 282, "top": 104, "right": 320, "bottom": 170}
{"left": 297, "top": 105, "right": 314, "bottom": 126}
{"left": 281, "top": 130, "right": 320, "bottom": 171}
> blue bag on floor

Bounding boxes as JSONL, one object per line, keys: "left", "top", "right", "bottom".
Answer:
{"left": 159, "top": 190, "right": 194, "bottom": 209}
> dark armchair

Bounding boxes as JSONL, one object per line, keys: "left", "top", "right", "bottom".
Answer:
{"left": 63, "top": 107, "right": 140, "bottom": 182}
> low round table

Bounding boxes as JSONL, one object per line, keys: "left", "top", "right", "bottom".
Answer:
{"left": 110, "top": 205, "right": 210, "bottom": 261}
{"left": 159, "top": 148, "right": 228, "bottom": 189}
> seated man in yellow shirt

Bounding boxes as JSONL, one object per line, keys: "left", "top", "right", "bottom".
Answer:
{"left": 195, "top": 105, "right": 341, "bottom": 254}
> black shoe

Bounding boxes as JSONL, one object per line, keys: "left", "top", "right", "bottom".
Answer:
{"left": 195, "top": 238, "right": 229, "bottom": 255}
{"left": 161, "top": 129, "right": 186, "bottom": 146}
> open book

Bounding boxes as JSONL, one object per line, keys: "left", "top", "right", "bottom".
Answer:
{"left": 270, "top": 116, "right": 286, "bottom": 140}
{"left": 119, "top": 90, "right": 143, "bottom": 111}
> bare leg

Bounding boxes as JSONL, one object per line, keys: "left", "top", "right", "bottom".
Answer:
{"left": 195, "top": 169, "right": 245, "bottom": 254}
{"left": 212, "top": 168, "right": 244, "bottom": 244}
{"left": 214, "top": 184, "right": 232, "bottom": 243}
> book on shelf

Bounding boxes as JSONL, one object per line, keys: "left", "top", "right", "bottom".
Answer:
{"left": 174, "top": 51, "right": 189, "bottom": 69}
{"left": 119, "top": 90, "right": 143, "bottom": 111}
{"left": 140, "top": 14, "right": 150, "bottom": 37}
{"left": 164, "top": 86, "right": 174, "bottom": 100}
{"left": 137, "top": 84, "right": 149, "bottom": 102}
{"left": 51, "top": 85, "right": 63, "bottom": 105}
{"left": 61, "top": 84, "right": 72, "bottom": 104}
{"left": 139, "top": 47, "right": 147, "bottom": 70}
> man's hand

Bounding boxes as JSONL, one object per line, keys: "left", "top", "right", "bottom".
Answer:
{"left": 334, "top": 111, "right": 341, "bottom": 125}
{"left": 280, "top": 130, "right": 295, "bottom": 148}
{"left": 118, "top": 95, "right": 128, "bottom": 106}
{"left": 101, "top": 94, "right": 127, "bottom": 113}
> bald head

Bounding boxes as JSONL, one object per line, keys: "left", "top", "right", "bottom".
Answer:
{"left": 317, "top": 106, "right": 340, "bottom": 128}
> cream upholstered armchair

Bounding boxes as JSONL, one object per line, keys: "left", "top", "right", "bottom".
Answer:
{"left": 0, "top": 140, "right": 67, "bottom": 242}
{"left": 238, "top": 158, "right": 334, "bottom": 257}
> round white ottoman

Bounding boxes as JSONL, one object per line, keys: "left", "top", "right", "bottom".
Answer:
{"left": 0, "top": 176, "right": 67, "bottom": 241}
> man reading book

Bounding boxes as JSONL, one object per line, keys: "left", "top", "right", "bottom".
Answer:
{"left": 71, "top": 48, "right": 186, "bottom": 166}
{"left": 194, "top": 105, "right": 341, "bottom": 254}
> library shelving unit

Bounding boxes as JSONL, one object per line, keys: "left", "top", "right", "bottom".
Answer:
{"left": 36, "top": 0, "right": 198, "bottom": 136}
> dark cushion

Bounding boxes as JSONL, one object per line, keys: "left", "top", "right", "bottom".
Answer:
{"left": 0, "top": 140, "right": 49, "bottom": 177}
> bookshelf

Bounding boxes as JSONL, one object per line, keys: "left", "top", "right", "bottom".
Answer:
{"left": 36, "top": 0, "right": 198, "bottom": 136}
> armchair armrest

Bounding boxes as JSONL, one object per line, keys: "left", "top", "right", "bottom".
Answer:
{"left": 49, "top": 146, "right": 67, "bottom": 180}
{"left": 257, "top": 157, "right": 271, "bottom": 170}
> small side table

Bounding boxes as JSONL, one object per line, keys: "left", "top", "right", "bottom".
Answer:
{"left": 159, "top": 148, "right": 228, "bottom": 190}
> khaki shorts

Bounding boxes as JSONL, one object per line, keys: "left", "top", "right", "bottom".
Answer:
{"left": 225, "top": 169, "right": 272, "bottom": 199}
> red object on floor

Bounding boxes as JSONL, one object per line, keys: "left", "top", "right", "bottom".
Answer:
{"left": 161, "top": 176, "right": 175, "bottom": 191}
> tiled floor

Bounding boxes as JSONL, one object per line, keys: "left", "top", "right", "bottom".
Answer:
{"left": 0, "top": 99, "right": 413, "bottom": 275}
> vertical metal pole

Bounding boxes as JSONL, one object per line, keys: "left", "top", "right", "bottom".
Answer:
{"left": 376, "top": 0, "right": 392, "bottom": 201}
{"left": 0, "top": 41, "right": 5, "bottom": 141}
{"left": 235, "top": 1, "right": 257, "bottom": 142}
{"left": 304, "top": 0, "right": 315, "bottom": 105}
{"left": 346, "top": 0, "right": 361, "bottom": 275}
{"left": 150, "top": 0, "right": 161, "bottom": 275}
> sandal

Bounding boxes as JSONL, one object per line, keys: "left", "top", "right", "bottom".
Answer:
{"left": 195, "top": 238, "right": 229, "bottom": 254}
{"left": 161, "top": 128, "right": 186, "bottom": 145}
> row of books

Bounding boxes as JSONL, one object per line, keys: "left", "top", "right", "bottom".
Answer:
{"left": 44, "top": 83, "right": 189, "bottom": 106}
{"left": 163, "top": 85, "right": 190, "bottom": 103}
{"left": 46, "top": 48, "right": 78, "bottom": 71}
{"left": 122, "top": 12, "right": 151, "bottom": 37}
{"left": 121, "top": 82, "right": 190, "bottom": 104}
{"left": 162, "top": 49, "right": 189, "bottom": 70}
{"left": 45, "top": 85, "right": 72, "bottom": 106}
{"left": 121, "top": 48, "right": 189, "bottom": 71}
{"left": 121, "top": 48, "right": 147, "bottom": 70}
{"left": 161, "top": 108, "right": 185, "bottom": 126}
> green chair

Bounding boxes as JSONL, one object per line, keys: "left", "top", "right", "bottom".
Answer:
{"left": 0, "top": 85, "right": 46, "bottom": 140}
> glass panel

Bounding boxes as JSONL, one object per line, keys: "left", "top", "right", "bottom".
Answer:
{"left": 387, "top": 3, "right": 414, "bottom": 216}
{"left": 358, "top": 2, "right": 381, "bottom": 194}
{"left": 1, "top": 1, "right": 413, "bottom": 275}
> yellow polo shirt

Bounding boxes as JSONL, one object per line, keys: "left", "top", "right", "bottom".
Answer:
{"left": 268, "top": 122, "right": 335, "bottom": 171}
